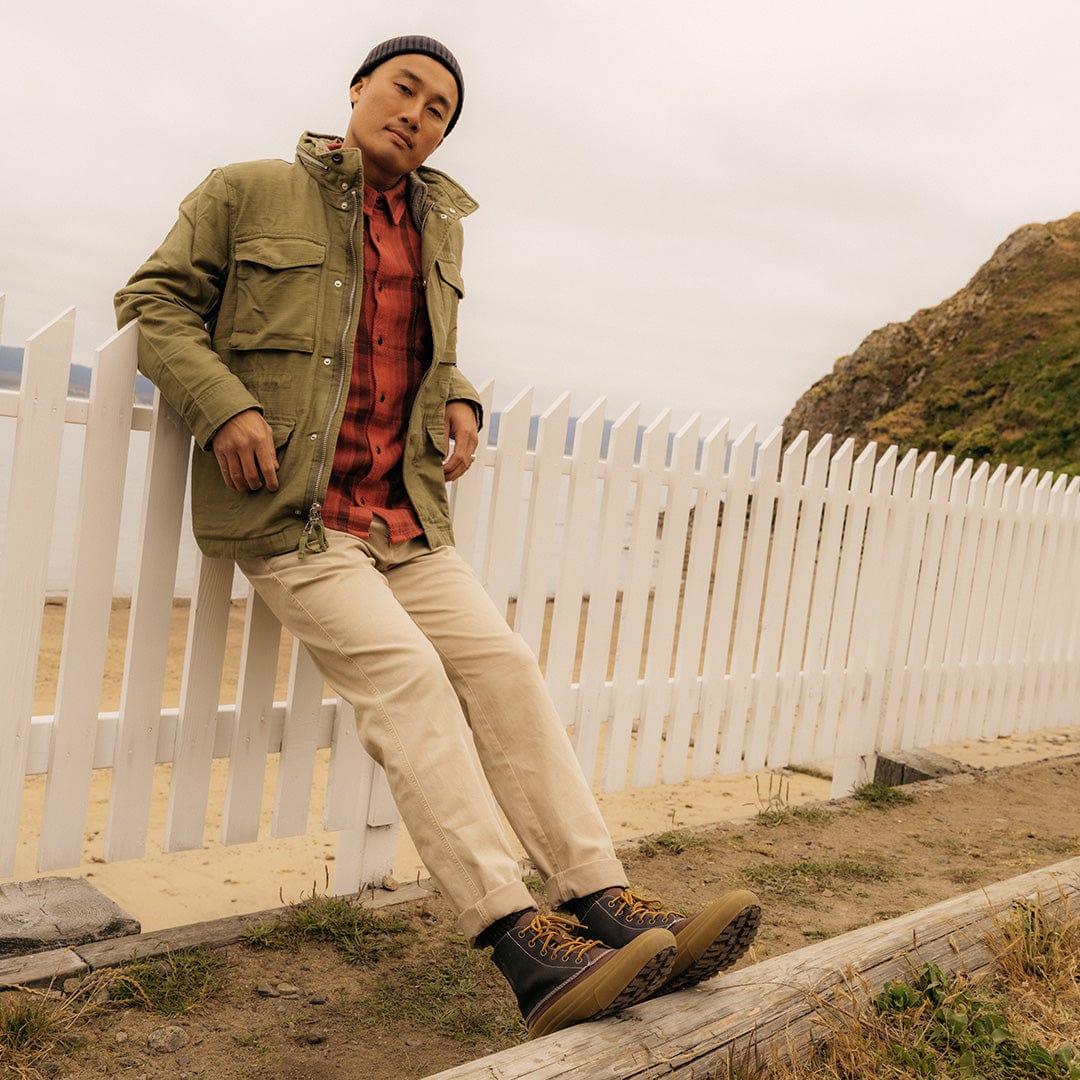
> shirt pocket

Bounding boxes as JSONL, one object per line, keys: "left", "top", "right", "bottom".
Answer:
{"left": 229, "top": 236, "right": 326, "bottom": 352}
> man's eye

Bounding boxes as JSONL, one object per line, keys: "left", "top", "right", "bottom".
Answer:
{"left": 428, "top": 106, "right": 444, "bottom": 120}
{"left": 396, "top": 83, "right": 412, "bottom": 95}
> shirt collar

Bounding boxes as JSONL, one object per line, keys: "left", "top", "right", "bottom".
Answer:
{"left": 364, "top": 174, "right": 409, "bottom": 225}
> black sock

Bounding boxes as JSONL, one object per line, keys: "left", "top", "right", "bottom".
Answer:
{"left": 476, "top": 907, "right": 535, "bottom": 950}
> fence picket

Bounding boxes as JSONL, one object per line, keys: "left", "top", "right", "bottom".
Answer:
{"left": 664, "top": 421, "right": 729, "bottom": 783}
{"left": 755, "top": 431, "right": 809, "bottom": 769}
{"left": 448, "top": 381, "right": 494, "bottom": 565}
{"left": 694, "top": 426, "right": 753, "bottom": 777}
{"left": 574, "top": 403, "right": 640, "bottom": 783}
{"left": 163, "top": 553, "right": 233, "bottom": 852}
{"left": 831, "top": 444, "right": 899, "bottom": 787}
{"left": 790, "top": 439, "right": 854, "bottom": 765}
{"left": 545, "top": 399, "right": 607, "bottom": 720}
{"left": 768, "top": 435, "right": 831, "bottom": 766}
{"left": 601, "top": 409, "right": 671, "bottom": 791}
{"left": 632, "top": 415, "right": 700, "bottom": 787}
{"left": 922, "top": 459, "right": 974, "bottom": 746}
{"left": 103, "top": 392, "right": 191, "bottom": 862}
{"left": 974, "top": 467, "right": 1024, "bottom": 739}
{"left": 272, "top": 640, "right": 326, "bottom": 838}
{"left": 35, "top": 325, "right": 139, "bottom": 869}
{"left": 728, "top": 428, "right": 784, "bottom": 776}
{"left": 481, "top": 387, "right": 532, "bottom": 614}
{"left": 220, "top": 587, "right": 283, "bottom": 844}
{"left": 515, "top": 393, "right": 571, "bottom": 657}
{"left": 0, "top": 309, "right": 76, "bottom": 875}
{"left": 954, "top": 464, "right": 1007, "bottom": 740}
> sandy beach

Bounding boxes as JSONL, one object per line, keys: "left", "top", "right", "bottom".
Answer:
{"left": 14, "top": 598, "right": 1080, "bottom": 932}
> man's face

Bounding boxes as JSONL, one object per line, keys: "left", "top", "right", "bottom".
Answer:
{"left": 344, "top": 53, "right": 457, "bottom": 188}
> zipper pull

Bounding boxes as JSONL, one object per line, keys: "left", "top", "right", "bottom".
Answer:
{"left": 299, "top": 502, "right": 328, "bottom": 559}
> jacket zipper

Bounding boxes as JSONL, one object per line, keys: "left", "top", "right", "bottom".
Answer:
{"left": 299, "top": 185, "right": 360, "bottom": 556}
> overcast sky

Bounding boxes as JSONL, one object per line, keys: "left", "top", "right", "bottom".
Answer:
{"left": 3, "top": 0, "right": 1079, "bottom": 435}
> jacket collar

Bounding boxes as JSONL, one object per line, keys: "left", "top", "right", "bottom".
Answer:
{"left": 295, "top": 131, "right": 477, "bottom": 220}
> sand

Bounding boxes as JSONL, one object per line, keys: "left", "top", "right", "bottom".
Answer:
{"left": 13, "top": 599, "right": 1080, "bottom": 932}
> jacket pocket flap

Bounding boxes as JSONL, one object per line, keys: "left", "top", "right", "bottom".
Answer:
{"left": 267, "top": 416, "right": 297, "bottom": 448}
{"left": 235, "top": 236, "right": 326, "bottom": 270}
{"left": 435, "top": 259, "right": 465, "bottom": 297}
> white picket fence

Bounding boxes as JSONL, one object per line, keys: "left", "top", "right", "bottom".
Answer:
{"left": 2, "top": 300, "right": 1079, "bottom": 897}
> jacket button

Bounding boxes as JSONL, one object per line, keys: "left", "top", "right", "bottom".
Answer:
{"left": 340, "top": 201, "right": 348, "bottom": 209}
{"left": 331, "top": 152, "right": 343, "bottom": 164}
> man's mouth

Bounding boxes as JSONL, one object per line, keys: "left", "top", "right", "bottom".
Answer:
{"left": 387, "top": 127, "right": 413, "bottom": 149}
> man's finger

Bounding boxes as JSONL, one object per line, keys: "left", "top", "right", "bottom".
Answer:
{"left": 255, "top": 441, "right": 280, "bottom": 492}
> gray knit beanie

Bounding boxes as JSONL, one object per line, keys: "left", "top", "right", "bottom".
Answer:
{"left": 351, "top": 35, "right": 464, "bottom": 135}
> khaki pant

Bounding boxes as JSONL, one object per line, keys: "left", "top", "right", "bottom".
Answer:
{"left": 238, "top": 523, "right": 626, "bottom": 941}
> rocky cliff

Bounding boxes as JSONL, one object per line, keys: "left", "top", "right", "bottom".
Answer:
{"left": 783, "top": 213, "right": 1080, "bottom": 476}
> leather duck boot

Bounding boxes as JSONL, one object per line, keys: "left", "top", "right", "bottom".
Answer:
{"left": 483, "top": 909, "right": 676, "bottom": 1039}
{"left": 559, "top": 887, "right": 761, "bottom": 993}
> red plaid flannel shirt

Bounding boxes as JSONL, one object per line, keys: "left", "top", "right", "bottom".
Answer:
{"left": 322, "top": 175, "right": 431, "bottom": 543}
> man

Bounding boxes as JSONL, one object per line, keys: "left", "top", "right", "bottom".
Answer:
{"left": 116, "top": 35, "right": 760, "bottom": 1039}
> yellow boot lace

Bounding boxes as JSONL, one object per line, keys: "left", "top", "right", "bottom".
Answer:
{"left": 517, "top": 912, "right": 601, "bottom": 961}
{"left": 605, "top": 888, "right": 683, "bottom": 924}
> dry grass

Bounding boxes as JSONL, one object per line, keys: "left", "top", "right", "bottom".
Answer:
{"left": 741, "top": 892, "right": 1080, "bottom": 1079}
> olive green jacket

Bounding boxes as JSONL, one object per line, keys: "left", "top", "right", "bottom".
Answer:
{"left": 115, "top": 131, "right": 481, "bottom": 558}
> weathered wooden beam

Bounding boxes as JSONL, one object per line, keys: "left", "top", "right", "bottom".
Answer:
{"left": 425, "top": 856, "right": 1080, "bottom": 1079}
{"left": 0, "top": 882, "right": 429, "bottom": 988}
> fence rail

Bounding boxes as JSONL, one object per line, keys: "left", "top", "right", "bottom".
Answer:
{"left": 2, "top": 299, "right": 1078, "bottom": 895}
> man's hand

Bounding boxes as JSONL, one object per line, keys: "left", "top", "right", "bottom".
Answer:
{"left": 212, "top": 408, "right": 280, "bottom": 492}
{"left": 443, "top": 400, "right": 479, "bottom": 482}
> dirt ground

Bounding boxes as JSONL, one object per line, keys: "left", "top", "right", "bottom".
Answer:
{"left": 8, "top": 752, "right": 1079, "bottom": 1080}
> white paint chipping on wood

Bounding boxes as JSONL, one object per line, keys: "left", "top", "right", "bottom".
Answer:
{"left": 3, "top": 306, "right": 1079, "bottom": 892}
{"left": 423, "top": 857, "right": 1080, "bottom": 1080}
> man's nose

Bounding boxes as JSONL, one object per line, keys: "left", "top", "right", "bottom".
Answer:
{"left": 400, "top": 104, "right": 421, "bottom": 130}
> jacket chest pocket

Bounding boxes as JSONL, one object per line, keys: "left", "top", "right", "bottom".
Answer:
{"left": 229, "top": 236, "right": 326, "bottom": 352}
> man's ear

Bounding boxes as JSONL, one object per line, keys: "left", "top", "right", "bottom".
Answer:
{"left": 348, "top": 78, "right": 365, "bottom": 107}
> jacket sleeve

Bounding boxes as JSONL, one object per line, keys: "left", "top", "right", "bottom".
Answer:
{"left": 447, "top": 368, "right": 484, "bottom": 432}
{"left": 114, "top": 169, "right": 262, "bottom": 450}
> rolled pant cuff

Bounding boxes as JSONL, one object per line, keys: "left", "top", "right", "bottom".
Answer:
{"left": 543, "top": 858, "right": 629, "bottom": 910}
{"left": 459, "top": 880, "right": 539, "bottom": 946}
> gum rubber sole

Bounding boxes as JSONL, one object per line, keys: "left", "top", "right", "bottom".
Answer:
{"left": 526, "top": 929, "right": 676, "bottom": 1040}
{"left": 666, "top": 893, "right": 762, "bottom": 992}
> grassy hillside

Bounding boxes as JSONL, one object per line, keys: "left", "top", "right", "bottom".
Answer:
{"left": 784, "top": 214, "right": 1080, "bottom": 477}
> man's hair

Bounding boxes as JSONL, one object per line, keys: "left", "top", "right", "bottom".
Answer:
{"left": 351, "top": 35, "right": 464, "bottom": 135}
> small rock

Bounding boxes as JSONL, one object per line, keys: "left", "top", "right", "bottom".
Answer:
{"left": 255, "top": 981, "right": 280, "bottom": 997}
{"left": 381, "top": 875, "right": 399, "bottom": 891}
{"left": 147, "top": 1025, "right": 190, "bottom": 1053}
{"left": 821, "top": 889, "right": 834, "bottom": 898}
{"left": 277, "top": 982, "right": 303, "bottom": 998}
{"left": 305, "top": 1031, "right": 327, "bottom": 1045}
{"left": 308, "top": 991, "right": 328, "bottom": 1005}
{"left": 114, "top": 1031, "right": 129, "bottom": 1044}
{"left": 62, "top": 977, "right": 83, "bottom": 996}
